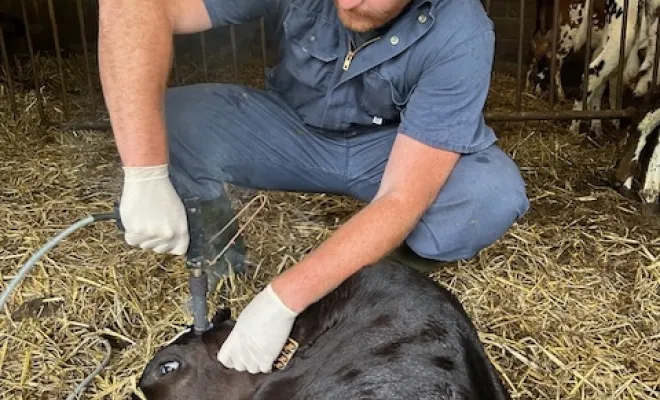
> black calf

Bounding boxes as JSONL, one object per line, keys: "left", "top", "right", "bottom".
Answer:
{"left": 135, "top": 260, "right": 511, "bottom": 400}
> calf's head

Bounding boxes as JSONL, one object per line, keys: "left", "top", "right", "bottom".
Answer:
{"left": 134, "top": 308, "right": 262, "bottom": 400}
{"left": 527, "top": 31, "right": 553, "bottom": 94}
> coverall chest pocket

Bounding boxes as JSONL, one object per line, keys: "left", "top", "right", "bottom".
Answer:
{"left": 360, "top": 70, "right": 409, "bottom": 122}
{"left": 283, "top": 8, "right": 339, "bottom": 91}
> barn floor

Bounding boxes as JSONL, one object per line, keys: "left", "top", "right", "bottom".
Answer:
{"left": 0, "top": 54, "right": 659, "bottom": 400}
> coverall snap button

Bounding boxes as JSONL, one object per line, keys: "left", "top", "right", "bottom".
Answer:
{"left": 390, "top": 35, "right": 399, "bottom": 45}
{"left": 418, "top": 14, "right": 428, "bottom": 23}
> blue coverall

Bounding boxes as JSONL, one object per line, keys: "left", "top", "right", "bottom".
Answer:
{"left": 166, "top": 0, "right": 530, "bottom": 262}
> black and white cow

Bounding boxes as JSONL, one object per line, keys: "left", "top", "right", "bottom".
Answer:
{"left": 614, "top": 87, "right": 660, "bottom": 212}
{"left": 569, "top": 0, "right": 660, "bottom": 135}
{"left": 527, "top": 0, "right": 607, "bottom": 101}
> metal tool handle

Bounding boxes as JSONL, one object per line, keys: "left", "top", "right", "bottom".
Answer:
{"left": 112, "top": 198, "right": 204, "bottom": 258}
{"left": 112, "top": 199, "right": 206, "bottom": 256}
{"left": 189, "top": 269, "right": 210, "bottom": 333}
{"left": 112, "top": 199, "right": 198, "bottom": 241}
{"left": 181, "top": 197, "right": 211, "bottom": 333}
{"left": 112, "top": 196, "right": 210, "bottom": 334}
{"left": 183, "top": 196, "right": 204, "bottom": 269}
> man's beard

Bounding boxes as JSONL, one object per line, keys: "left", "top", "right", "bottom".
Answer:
{"left": 334, "top": 0, "right": 410, "bottom": 32}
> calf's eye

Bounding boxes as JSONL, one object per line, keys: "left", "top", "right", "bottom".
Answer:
{"left": 159, "top": 361, "right": 180, "bottom": 376}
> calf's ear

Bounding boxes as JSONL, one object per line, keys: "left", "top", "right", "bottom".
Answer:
{"left": 202, "top": 323, "right": 235, "bottom": 359}
{"left": 202, "top": 308, "right": 235, "bottom": 358}
{"left": 211, "top": 308, "right": 232, "bottom": 326}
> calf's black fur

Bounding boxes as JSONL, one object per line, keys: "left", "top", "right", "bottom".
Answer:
{"left": 134, "top": 260, "right": 511, "bottom": 400}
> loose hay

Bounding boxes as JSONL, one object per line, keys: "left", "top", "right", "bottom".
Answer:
{"left": 1, "top": 54, "right": 659, "bottom": 400}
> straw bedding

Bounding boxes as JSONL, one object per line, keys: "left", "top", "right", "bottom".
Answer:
{"left": 1, "top": 53, "right": 659, "bottom": 400}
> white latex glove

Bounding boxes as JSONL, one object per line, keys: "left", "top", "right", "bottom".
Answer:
{"left": 120, "top": 164, "right": 189, "bottom": 255}
{"left": 217, "top": 283, "right": 299, "bottom": 374}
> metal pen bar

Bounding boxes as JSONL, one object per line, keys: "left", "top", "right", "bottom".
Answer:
{"left": 0, "top": 26, "right": 18, "bottom": 119}
{"left": 516, "top": 0, "right": 526, "bottom": 110}
{"left": 47, "top": 0, "right": 69, "bottom": 120}
{"left": 200, "top": 31, "right": 208, "bottom": 81}
{"left": 261, "top": 17, "right": 268, "bottom": 88}
{"left": 59, "top": 108, "right": 636, "bottom": 128}
{"left": 76, "top": 0, "right": 96, "bottom": 115}
{"left": 616, "top": 0, "right": 629, "bottom": 109}
{"left": 55, "top": 121, "right": 111, "bottom": 131}
{"left": 648, "top": 16, "right": 660, "bottom": 99}
{"left": 484, "top": 107, "right": 636, "bottom": 121}
{"left": 21, "top": 0, "right": 46, "bottom": 124}
{"left": 230, "top": 25, "right": 238, "bottom": 82}
{"left": 172, "top": 45, "right": 180, "bottom": 86}
{"left": 582, "top": 0, "right": 595, "bottom": 110}
{"left": 549, "top": 0, "right": 561, "bottom": 107}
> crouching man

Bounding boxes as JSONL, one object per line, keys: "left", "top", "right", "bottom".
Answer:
{"left": 98, "top": 0, "right": 529, "bottom": 376}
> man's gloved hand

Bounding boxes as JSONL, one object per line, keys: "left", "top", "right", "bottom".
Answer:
{"left": 120, "top": 164, "right": 189, "bottom": 255}
{"left": 217, "top": 283, "right": 298, "bottom": 374}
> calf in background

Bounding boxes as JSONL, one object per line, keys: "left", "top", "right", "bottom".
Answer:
{"left": 526, "top": 0, "right": 606, "bottom": 101}
{"left": 569, "top": 0, "right": 660, "bottom": 135}
{"left": 614, "top": 86, "right": 660, "bottom": 213}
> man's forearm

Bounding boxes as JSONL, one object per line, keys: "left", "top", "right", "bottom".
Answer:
{"left": 98, "top": 0, "right": 175, "bottom": 167}
{"left": 270, "top": 191, "right": 432, "bottom": 313}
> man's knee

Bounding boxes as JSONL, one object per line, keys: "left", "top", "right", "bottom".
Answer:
{"left": 164, "top": 83, "right": 227, "bottom": 141}
{"left": 406, "top": 147, "right": 529, "bottom": 261}
{"left": 163, "top": 84, "right": 239, "bottom": 200}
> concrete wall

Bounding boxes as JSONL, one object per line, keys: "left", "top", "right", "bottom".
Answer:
{"left": 485, "top": 0, "right": 538, "bottom": 71}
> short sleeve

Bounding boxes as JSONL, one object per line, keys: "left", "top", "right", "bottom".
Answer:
{"left": 203, "top": 0, "right": 286, "bottom": 26}
{"left": 398, "top": 29, "right": 496, "bottom": 154}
